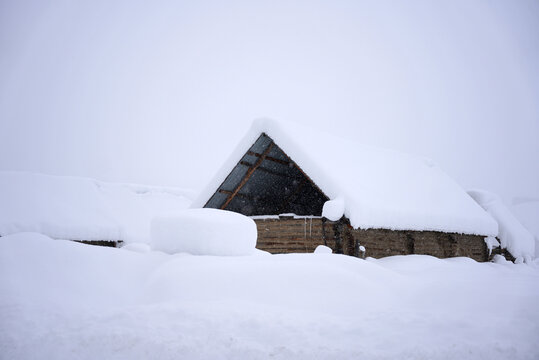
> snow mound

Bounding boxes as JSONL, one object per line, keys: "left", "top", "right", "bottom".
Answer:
{"left": 0, "top": 171, "right": 192, "bottom": 243}
{"left": 193, "top": 119, "right": 497, "bottom": 236}
{"left": 314, "top": 245, "right": 332, "bottom": 254}
{"left": 97, "top": 180, "right": 193, "bottom": 243}
{"left": 468, "top": 190, "right": 535, "bottom": 260}
{"left": 122, "top": 242, "right": 152, "bottom": 253}
{"left": 151, "top": 209, "right": 257, "bottom": 256}
{"left": 322, "top": 197, "right": 345, "bottom": 221}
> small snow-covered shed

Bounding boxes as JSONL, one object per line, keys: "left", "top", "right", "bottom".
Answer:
{"left": 0, "top": 171, "right": 193, "bottom": 246}
{"left": 192, "top": 119, "right": 498, "bottom": 261}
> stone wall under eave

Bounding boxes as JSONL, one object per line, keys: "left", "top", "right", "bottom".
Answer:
{"left": 253, "top": 217, "right": 489, "bottom": 262}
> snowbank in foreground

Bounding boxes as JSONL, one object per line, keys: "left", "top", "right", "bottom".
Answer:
{"left": 151, "top": 209, "right": 257, "bottom": 255}
{"left": 468, "top": 190, "right": 535, "bottom": 260}
{"left": 1, "top": 233, "right": 538, "bottom": 360}
{"left": 0, "top": 171, "right": 192, "bottom": 243}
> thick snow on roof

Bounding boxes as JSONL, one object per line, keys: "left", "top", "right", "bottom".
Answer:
{"left": 193, "top": 119, "right": 497, "bottom": 236}
{"left": 468, "top": 190, "right": 535, "bottom": 260}
{"left": 511, "top": 199, "right": 539, "bottom": 258}
{"left": 0, "top": 171, "right": 193, "bottom": 242}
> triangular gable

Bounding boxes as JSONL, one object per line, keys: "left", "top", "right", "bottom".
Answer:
{"left": 204, "top": 133, "right": 329, "bottom": 216}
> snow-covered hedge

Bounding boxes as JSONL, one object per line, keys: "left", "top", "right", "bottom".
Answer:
{"left": 151, "top": 209, "right": 257, "bottom": 256}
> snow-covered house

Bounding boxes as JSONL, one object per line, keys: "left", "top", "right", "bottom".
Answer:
{"left": 192, "top": 119, "right": 499, "bottom": 261}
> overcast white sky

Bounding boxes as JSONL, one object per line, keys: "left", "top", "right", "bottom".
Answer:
{"left": 1, "top": 0, "right": 538, "bottom": 203}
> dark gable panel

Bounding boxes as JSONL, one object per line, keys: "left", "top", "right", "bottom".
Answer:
{"left": 226, "top": 195, "right": 254, "bottom": 215}
{"left": 250, "top": 133, "right": 272, "bottom": 154}
{"left": 240, "top": 153, "right": 258, "bottom": 166}
{"left": 219, "top": 164, "right": 249, "bottom": 192}
{"left": 260, "top": 157, "right": 294, "bottom": 174}
{"left": 205, "top": 191, "right": 228, "bottom": 209}
{"left": 267, "top": 145, "right": 290, "bottom": 162}
{"left": 204, "top": 134, "right": 329, "bottom": 216}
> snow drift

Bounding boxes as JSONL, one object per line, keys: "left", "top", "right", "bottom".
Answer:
{"left": 151, "top": 209, "right": 257, "bottom": 255}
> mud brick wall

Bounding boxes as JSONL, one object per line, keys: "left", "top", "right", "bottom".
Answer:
{"left": 450, "top": 233, "right": 489, "bottom": 261}
{"left": 254, "top": 217, "right": 332, "bottom": 254}
{"left": 344, "top": 227, "right": 487, "bottom": 261}
{"left": 254, "top": 217, "right": 489, "bottom": 262}
{"left": 412, "top": 231, "right": 456, "bottom": 258}
{"left": 349, "top": 228, "right": 413, "bottom": 257}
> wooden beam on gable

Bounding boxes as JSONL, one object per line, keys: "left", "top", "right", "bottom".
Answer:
{"left": 220, "top": 142, "right": 275, "bottom": 210}
{"left": 247, "top": 142, "right": 327, "bottom": 201}
{"left": 218, "top": 189, "right": 255, "bottom": 200}
{"left": 240, "top": 160, "right": 297, "bottom": 180}
{"left": 247, "top": 151, "right": 290, "bottom": 166}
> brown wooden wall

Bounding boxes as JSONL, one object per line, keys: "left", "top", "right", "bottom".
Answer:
{"left": 254, "top": 216, "right": 489, "bottom": 262}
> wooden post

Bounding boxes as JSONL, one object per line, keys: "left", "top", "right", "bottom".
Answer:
{"left": 321, "top": 217, "right": 328, "bottom": 247}
{"left": 333, "top": 221, "right": 343, "bottom": 254}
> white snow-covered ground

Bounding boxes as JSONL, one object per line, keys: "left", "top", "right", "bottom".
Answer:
{"left": 1, "top": 233, "right": 538, "bottom": 360}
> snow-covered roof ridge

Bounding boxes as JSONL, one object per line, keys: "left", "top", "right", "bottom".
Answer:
{"left": 192, "top": 119, "right": 498, "bottom": 236}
